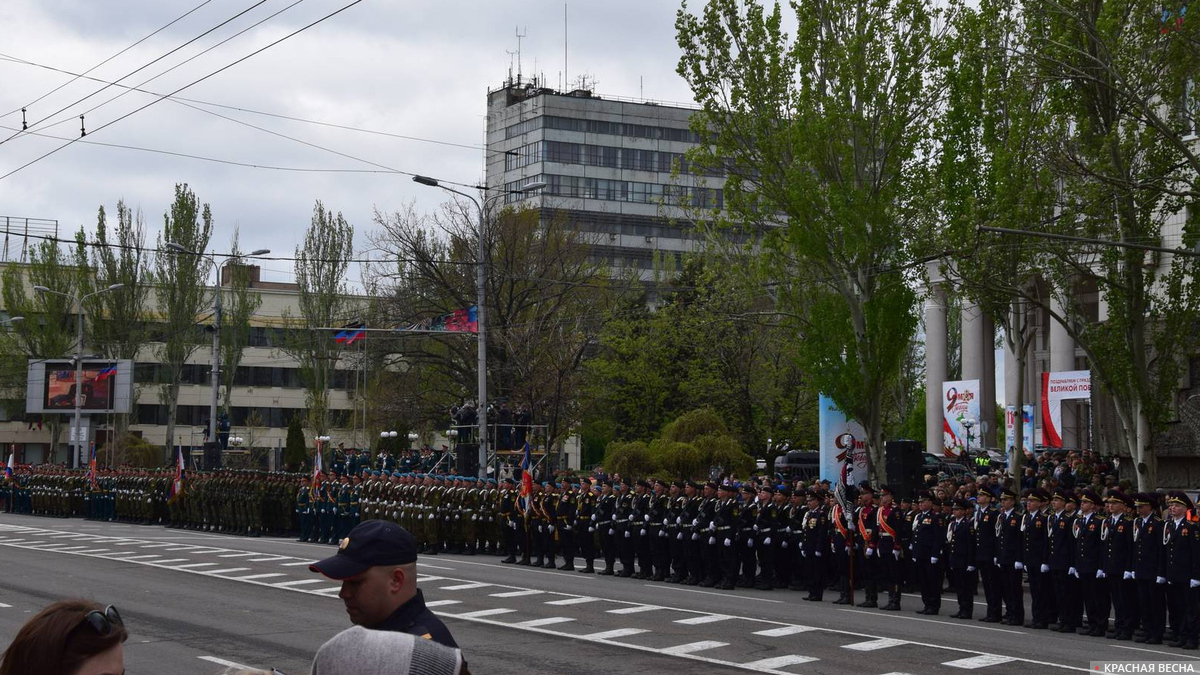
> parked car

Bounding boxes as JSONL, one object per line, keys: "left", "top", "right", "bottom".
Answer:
{"left": 776, "top": 451, "right": 821, "bottom": 481}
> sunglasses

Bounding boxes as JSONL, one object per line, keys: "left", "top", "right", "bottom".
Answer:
{"left": 81, "top": 605, "right": 123, "bottom": 636}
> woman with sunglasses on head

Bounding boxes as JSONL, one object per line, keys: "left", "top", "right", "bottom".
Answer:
{"left": 0, "top": 599, "right": 127, "bottom": 675}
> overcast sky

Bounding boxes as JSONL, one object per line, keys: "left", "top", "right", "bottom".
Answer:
{"left": 0, "top": 0, "right": 694, "bottom": 283}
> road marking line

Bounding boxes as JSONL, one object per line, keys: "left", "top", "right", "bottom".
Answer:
{"left": 72, "top": 549, "right": 112, "bottom": 554}
{"left": 150, "top": 559, "right": 190, "bottom": 564}
{"left": 877, "top": 672, "right": 917, "bottom": 675}
{"left": 579, "top": 628, "right": 648, "bottom": 640}
{"left": 272, "top": 579, "right": 325, "bottom": 588}
{"left": 607, "top": 605, "right": 661, "bottom": 614}
{"left": 217, "top": 552, "right": 257, "bottom": 558}
{"left": 838, "top": 609, "right": 1026, "bottom": 635}
{"left": 312, "top": 587, "right": 343, "bottom": 595}
{"left": 545, "top": 596, "right": 598, "bottom": 606}
{"left": 49, "top": 533, "right": 88, "bottom": 538}
{"left": 452, "top": 608, "right": 518, "bottom": 619}
{"left": 198, "top": 656, "right": 250, "bottom": 669}
{"left": 942, "top": 654, "right": 1018, "bottom": 669}
{"left": 425, "top": 600, "right": 462, "bottom": 607}
{"left": 138, "top": 543, "right": 178, "bottom": 548}
{"left": 280, "top": 561, "right": 317, "bottom": 566}
{"left": 0, "top": 603, "right": 11, "bottom": 608}
{"left": 740, "top": 655, "right": 820, "bottom": 670}
{"left": 660, "top": 641, "right": 728, "bottom": 655}
{"left": 643, "top": 583, "right": 784, "bottom": 604}
{"left": 1111, "top": 644, "right": 1200, "bottom": 660}
{"left": 514, "top": 617, "right": 575, "bottom": 628}
{"left": 439, "top": 582, "right": 491, "bottom": 591}
{"left": 175, "top": 562, "right": 219, "bottom": 569}
{"left": 206, "top": 568, "right": 252, "bottom": 575}
{"left": 229, "top": 573, "right": 287, "bottom": 581}
{"left": 417, "top": 576, "right": 446, "bottom": 583}
{"left": 842, "top": 638, "right": 908, "bottom": 651}
{"left": 753, "top": 625, "right": 818, "bottom": 636}
{"left": 491, "top": 590, "right": 543, "bottom": 598}
{"left": 106, "top": 554, "right": 162, "bottom": 561}
{"left": 674, "top": 614, "right": 732, "bottom": 625}
{"left": 419, "top": 563, "right": 456, "bottom": 571}
{"left": 247, "top": 556, "right": 289, "bottom": 562}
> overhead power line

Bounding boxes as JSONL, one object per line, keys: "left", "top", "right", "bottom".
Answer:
{"left": 0, "top": 0, "right": 215, "bottom": 119}
{"left": 0, "top": 0, "right": 367, "bottom": 182}
{"left": 0, "top": 0, "right": 269, "bottom": 146}
{"left": 0, "top": 53, "right": 489, "bottom": 154}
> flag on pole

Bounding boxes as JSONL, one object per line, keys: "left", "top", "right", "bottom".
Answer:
{"left": 4, "top": 448, "right": 13, "bottom": 481}
{"left": 94, "top": 365, "right": 117, "bottom": 381}
{"left": 169, "top": 447, "right": 186, "bottom": 503}
{"left": 519, "top": 441, "right": 533, "bottom": 510}
{"left": 87, "top": 443, "right": 98, "bottom": 490}
{"left": 312, "top": 440, "right": 324, "bottom": 485}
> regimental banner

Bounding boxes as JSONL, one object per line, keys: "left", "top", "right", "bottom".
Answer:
{"left": 818, "top": 394, "right": 869, "bottom": 487}
{"left": 942, "top": 379, "right": 981, "bottom": 458}
{"left": 1041, "top": 370, "right": 1091, "bottom": 448}
{"left": 1005, "top": 405, "right": 1035, "bottom": 455}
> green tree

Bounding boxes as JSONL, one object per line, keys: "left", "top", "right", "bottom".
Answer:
{"left": 1, "top": 239, "right": 80, "bottom": 462}
{"left": 219, "top": 229, "right": 262, "bottom": 416}
{"left": 602, "top": 440, "right": 657, "bottom": 478}
{"left": 286, "top": 201, "right": 355, "bottom": 436}
{"left": 77, "top": 201, "right": 153, "bottom": 444}
{"left": 676, "top": 0, "right": 947, "bottom": 482}
{"left": 283, "top": 415, "right": 307, "bottom": 471}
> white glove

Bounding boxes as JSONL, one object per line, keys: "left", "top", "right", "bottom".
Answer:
{"left": 1123, "top": 571, "right": 1134, "bottom": 580}
{"left": 708, "top": 536, "right": 715, "bottom": 545}
{"left": 663, "top": 519, "right": 669, "bottom": 527}
{"left": 1097, "top": 569, "right": 1106, "bottom": 579}
{"left": 724, "top": 538, "right": 732, "bottom": 547}
{"left": 993, "top": 557, "right": 998, "bottom": 566}
{"left": 967, "top": 565, "right": 976, "bottom": 572}
{"left": 607, "top": 528, "right": 614, "bottom": 535}
{"left": 659, "top": 530, "right": 667, "bottom": 538}
{"left": 747, "top": 538, "right": 754, "bottom": 547}
{"left": 847, "top": 522, "right": 856, "bottom": 531}
{"left": 893, "top": 549, "right": 901, "bottom": 560}
{"left": 1015, "top": 562, "right": 1024, "bottom": 570}
{"left": 801, "top": 550, "right": 807, "bottom": 557}
{"left": 591, "top": 514, "right": 597, "bottom": 521}
{"left": 1040, "top": 564, "right": 1049, "bottom": 573}
{"left": 866, "top": 547, "right": 875, "bottom": 557}
{"left": 644, "top": 514, "right": 650, "bottom": 522}
{"left": 753, "top": 524, "right": 760, "bottom": 532}
{"left": 676, "top": 533, "right": 682, "bottom": 540}
{"left": 624, "top": 531, "right": 630, "bottom": 539}
{"left": 511, "top": 522, "right": 519, "bottom": 530}
{"left": 815, "top": 551, "right": 822, "bottom": 557}
{"left": 564, "top": 525, "right": 572, "bottom": 531}
{"left": 639, "top": 529, "right": 646, "bottom": 536}
{"left": 1191, "top": 579, "right": 1200, "bottom": 589}
{"left": 588, "top": 527, "right": 595, "bottom": 533}
{"left": 764, "top": 537, "right": 771, "bottom": 545}
{"left": 691, "top": 533, "right": 698, "bottom": 541}
{"left": 781, "top": 540, "right": 788, "bottom": 548}
{"left": 548, "top": 525, "right": 555, "bottom": 533}
{"left": 931, "top": 557, "right": 938, "bottom": 564}
{"left": 1157, "top": 576, "right": 1167, "bottom": 584}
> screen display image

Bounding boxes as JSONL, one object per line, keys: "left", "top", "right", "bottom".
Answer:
{"left": 43, "top": 365, "right": 114, "bottom": 411}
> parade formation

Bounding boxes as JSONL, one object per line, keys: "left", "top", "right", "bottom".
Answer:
{"left": 4, "top": 451, "right": 1199, "bottom": 653}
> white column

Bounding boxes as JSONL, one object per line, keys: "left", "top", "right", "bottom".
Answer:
{"left": 1049, "top": 293, "right": 1077, "bottom": 448}
{"left": 925, "top": 284, "right": 948, "bottom": 456}
{"left": 961, "top": 300, "right": 984, "bottom": 452}
{"left": 980, "top": 313, "right": 997, "bottom": 448}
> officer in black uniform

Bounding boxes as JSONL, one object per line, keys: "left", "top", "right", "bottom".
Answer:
{"left": 1022, "top": 488, "right": 1051, "bottom": 628}
{"left": 1072, "top": 488, "right": 1104, "bottom": 635}
{"left": 648, "top": 479, "right": 670, "bottom": 581}
{"left": 996, "top": 486, "right": 1025, "bottom": 625}
{"left": 1047, "top": 488, "right": 1076, "bottom": 632}
{"left": 800, "top": 490, "right": 829, "bottom": 601}
{"left": 1101, "top": 489, "right": 1136, "bottom": 640}
{"left": 596, "top": 480, "right": 618, "bottom": 575}
{"left": 1162, "top": 491, "right": 1198, "bottom": 650}
{"left": 1133, "top": 492, "right": 1165, "bottom": 644}
{"left": 912, "top": 490, "right": 943, "bottom": 615}
{"left": 974, "top": 488, "right": 1001, "bottom": 622}
{"left": 713, "top": 483, "right": 739, "bottom": 590}
{"left": 499, "top": 478, "right": 519, "bottom": 564}
{"left": 696, "top": 482, "right": 720, "bottom": 587}
{"left": 946, "top": 498, "right": 976, "bottom": 618}
{"left": 576, "top": 481, "right": 598, "bottom": 574}
{"left": 631, "top": 480, "right": 652, "bottom": 579}
{"left": 615, "top": 480, "right": 636, "bottom": 577}
{"left": 666, "top": 481, "right": 688, "bottom": 583}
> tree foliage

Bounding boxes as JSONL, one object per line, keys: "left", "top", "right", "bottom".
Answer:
{"left": 219, "top": 229, "right": 262, "bottom": 416}
{"left": 676, "top": 0, "right": 947, "bottom": 482}
{"left": 154, "top": 184, "right": 213, "bottom": 454}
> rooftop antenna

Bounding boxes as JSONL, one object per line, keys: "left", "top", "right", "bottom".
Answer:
{"left": 515, "top": 25, "right": 527, "bottom": 82}
{"left": 506, "top": 49, "right": 516, "bottom": 85}
{"left": 564, "top": 3, "right": 568, "bottom": 92}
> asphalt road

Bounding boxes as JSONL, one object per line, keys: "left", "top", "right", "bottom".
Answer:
{"left": 1, "top": 513, "right": 1196, "bottom": 675}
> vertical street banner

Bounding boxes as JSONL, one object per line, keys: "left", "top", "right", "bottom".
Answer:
{"left": 818, "top": 394, "right": 869, "bottom": 486}
{"left": 942, "top": 379, "right": 981, "bottom": 457}
{"left": 1041, "top": 370, "right": 1091, "bottom": 448}
{"left": 1005, "top": 405, "right": 1035, "bottom": 455}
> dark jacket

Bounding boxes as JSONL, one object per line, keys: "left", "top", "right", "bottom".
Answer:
{"left": 1046, "top": 510, "right": 1075, "bottom": 571}
{"left": 1099, "top": 513, "right": 1132, "bottom": 578}
{"left": 946, "top": 516, "right": 974, "bottom": 570}
{"left": 375, "top": 589, "right": 458, "bottom": 648}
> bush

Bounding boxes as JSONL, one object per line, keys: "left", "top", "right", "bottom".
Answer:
{"left": 649, "top": 438, "right": 706, "bottom": 480}
{"left": 694, "top": 433, "right": 754, "bottom": 478}
{"left": 602, "top": 440, "right": 656, "bottom": 479}
{"left": 100, "top": 434, "right": 163, "bottom": 468}
{"left": 283, "top": 416, "right": 307, "bottom": 472}
{"left": 661, "top": 408, "right": 729, "bottom": 444}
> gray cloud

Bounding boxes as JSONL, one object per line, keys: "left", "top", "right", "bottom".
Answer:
{"left": 0, "top": 0, "right": 694, "bottom": 282}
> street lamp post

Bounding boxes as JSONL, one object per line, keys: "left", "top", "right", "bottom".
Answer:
{"left": 165, "top": 243, "right": 269, "bottom": 452}
{"left": 407, "top": 431, "right": 419, "bottom": 451}
{"left": 962, "top": 418, "right": 976, "bottom": 465}
{"left": 33, "top": 284, "right": 124, "bottom": 467}
{"left": 380, "top": 430, "right": 397, "bottom": 454}
{"left": 411, "top": 176, "right": 545, "bottom": 479}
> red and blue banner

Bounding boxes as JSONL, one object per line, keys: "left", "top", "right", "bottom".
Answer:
{"left": 406, "top": 306, "right": 478, "bottom": 334}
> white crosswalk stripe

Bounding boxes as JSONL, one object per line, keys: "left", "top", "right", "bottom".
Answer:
{"left": 452, "top": 608, "right": 517, "bottom": 619}
{"left": 753, "top": 625, "right": 818, "bottom": 636}
{"left": 228, "top": 573, "right": 286, "bottom": 581}
{"left": 272, "top": 579, "right": 325, "bottom": 588}
{"left": 659, "top": 641, "right": 727, "bottom": 655}
{"left": 674, "top": 614, "right": 732, "bottom": 625}
{"left": 740, "top": 655, "right": 820, "bottom": 670}
{"left": 607, "top": 605, "right": 661, "bottom": 614}
{"left": 842, "top": 638, "right": 908, "bottom": 651}
{"left": 491, "top": 590, "right": 543, "bottom": 598}
{"left": 207, "top": 568, "right": 253, "bottom": 575}
{"left": 942, "top": 654, "right": 1018, "bottom": 669}
{"left": 513, "top": 616, "right": 575, "bottom": 628}
{"left": 545, "top": 596, "right": 598, "bottom": 606}
{"left": 580, "top": 628, "right": 649, "bottom": 640}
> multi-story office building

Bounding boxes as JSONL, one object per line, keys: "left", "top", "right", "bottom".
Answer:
{"left": 484, "top": 78, "right": 726, "bottom": 281}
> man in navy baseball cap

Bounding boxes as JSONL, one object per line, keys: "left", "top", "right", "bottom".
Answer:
{"left": 311, "top": 519, "right": 457, "bottom": 648}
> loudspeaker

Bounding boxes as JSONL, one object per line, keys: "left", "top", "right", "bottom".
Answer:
{"left": 884, "top": 440, "right": 924, "bottom": 501}
{"left": 456, "top": 443, "right": 480, "bottom": 477}
{"left": 202, "top": 442, "right": 223, "bottom": 471}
